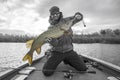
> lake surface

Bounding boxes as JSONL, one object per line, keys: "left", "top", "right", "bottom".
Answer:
{"left": 0, "top": 43, "right": 120, "bottom": 73}
{"left": 0, "top": 43, "right": 50, "bottom": 74}
{"left": 73, "top": 43, "right": 120, "bottom": 66}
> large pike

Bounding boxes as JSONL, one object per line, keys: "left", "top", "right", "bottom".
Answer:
{"left": 22, "top": 19, "right": 74, "bottom": 65}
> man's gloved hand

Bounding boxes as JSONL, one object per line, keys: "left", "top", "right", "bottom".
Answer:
{"left": 74, "top": 12, "right": 83, "bottom": 20}
{"left": 44, "top": 37, "right": 52, "bottom": 43}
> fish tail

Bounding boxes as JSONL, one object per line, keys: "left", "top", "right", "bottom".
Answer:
{"left": 26, "top": 39, "right": 34, "bottom": 48}
{"left": 22, "top": 51, "right": 33, "bottom": 65}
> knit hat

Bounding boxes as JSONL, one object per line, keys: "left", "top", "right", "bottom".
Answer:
{"left": 49, "top": 6, "right": 60, "bottom": 14}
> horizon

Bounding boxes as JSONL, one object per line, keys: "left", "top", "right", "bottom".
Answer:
{"left": 0, "top": 27, "right": 119, "bottom": 36}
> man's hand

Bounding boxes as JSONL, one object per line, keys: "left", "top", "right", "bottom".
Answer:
{"left": 75, "top": 14, "right": 81, "bottom": 20}
{"left": 44, "top": 38, "right": 52, "bottom": 43}
{"left": 74, "top": 12, "right": 83, "bottom": 20}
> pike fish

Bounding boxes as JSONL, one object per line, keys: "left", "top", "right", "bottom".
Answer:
{"left": 22, "top": 19, "right": 74, "bottom": 65}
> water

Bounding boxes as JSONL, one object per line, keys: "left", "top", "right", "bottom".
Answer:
{"left": 0, "top": 43, "right": 120, "bottom": 74}
{"left": 73, "top": 43, "right": 120, "bottom": 66}
{"left": 0, "top": 43, "right": 50, "bottom": 74}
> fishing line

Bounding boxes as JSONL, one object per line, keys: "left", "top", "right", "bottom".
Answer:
{"left": 82, "top": 20, "right": 86, "bottom": 27}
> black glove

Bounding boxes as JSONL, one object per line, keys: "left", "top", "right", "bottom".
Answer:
{"left": 74, "top": 12, "right": 83, "bottom": 20}
{"left": 44, "top": 38, "right": 52, "bottom": 43}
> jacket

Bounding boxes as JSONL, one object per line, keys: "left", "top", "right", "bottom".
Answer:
{"left": 49, "top": 13, "right": 83, "bottom": 53}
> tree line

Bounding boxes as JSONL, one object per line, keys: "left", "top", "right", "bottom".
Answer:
{"left": 73, "top": 29, "right": 120, "bottom": 44}
{"left": 0, "top": 28, "right": 120, "bottom": 44}
{"left": 0, "top": 34, "right": 35, "bottom": 42}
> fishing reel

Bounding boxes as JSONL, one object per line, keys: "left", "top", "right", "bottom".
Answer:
{"left": 45, "top": 49, "right": 52, "bottom": 59}
{"left": 64, "top": 70, "right": 73, "bottom": 80}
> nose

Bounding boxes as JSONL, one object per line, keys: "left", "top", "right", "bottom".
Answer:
{"left": 54, "top": 14, "right": 57, "bottom": 17}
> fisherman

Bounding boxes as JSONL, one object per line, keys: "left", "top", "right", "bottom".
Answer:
{"left": 42, "top": 6, "right": 87, "bottom": 76}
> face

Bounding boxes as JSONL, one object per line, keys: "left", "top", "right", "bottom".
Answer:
{"left": 50, "top": 12, "right": 60, "bottom": 21}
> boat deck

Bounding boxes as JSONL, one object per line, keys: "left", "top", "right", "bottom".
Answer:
{"left": 25, "top": 56, "right": 114, "bottom": 80}
{"left": 1, "top": 55, "right": 120, "bottom": 80}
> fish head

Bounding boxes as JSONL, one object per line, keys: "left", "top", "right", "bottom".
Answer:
{"left": 60, "top": 20, "right": 73, "bottom": 31}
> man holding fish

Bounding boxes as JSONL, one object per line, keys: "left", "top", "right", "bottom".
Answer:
{"left": 42, "top": 6, "right": 87, "bottom": 76}
{"left": 22, "top": 6, "right": 87, "bottom": 76}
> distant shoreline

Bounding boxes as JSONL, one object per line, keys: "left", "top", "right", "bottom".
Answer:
{"left": 0, "top": 28, "right": 120, "bottom": 44}
{"left": 0, "top": 36, "right": 120, "bottom": 44}
{"left": 73, "top": 35, "right": 120, "bottom": 44}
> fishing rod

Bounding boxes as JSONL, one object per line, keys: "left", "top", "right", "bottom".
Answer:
{"left": 0, "top": 66, "right": 96, "bottom": 74}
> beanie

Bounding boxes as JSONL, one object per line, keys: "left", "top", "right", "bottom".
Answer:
{"left": 49, "top": 6, "right": 60, "bottom": 14}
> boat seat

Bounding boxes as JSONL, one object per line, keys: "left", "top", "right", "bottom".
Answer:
{"left": 19, "top": 67, "right": 36, "bottom": 75}
{"left": 10, "top": 74, "right": 28, "bottom": 80}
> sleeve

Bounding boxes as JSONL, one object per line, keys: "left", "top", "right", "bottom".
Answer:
{"left": 64, "top": 12, "right": 83, "bottom": 26}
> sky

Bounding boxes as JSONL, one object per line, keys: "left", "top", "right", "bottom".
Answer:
{"left": 0, "top": 0, "right": 120, "bottom": 35}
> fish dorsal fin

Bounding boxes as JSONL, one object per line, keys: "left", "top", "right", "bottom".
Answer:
{"left": 26, "top": 39, "right": 34, "bottom": 48}
{"left": 36, "top": 48, "right": 41, "bottom": 55}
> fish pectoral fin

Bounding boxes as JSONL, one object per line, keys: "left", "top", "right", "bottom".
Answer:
{"left": 36, "top": 48, "right": 41, "bottom": 55}
{"left": 22, "top": 53, "right": 33, "bottom": 65}
{"left": 26, "top": 39, "right": 34, "bottom": 48}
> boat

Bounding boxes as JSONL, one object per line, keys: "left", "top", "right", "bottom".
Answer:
{"left": 0, "top": 51, "right": 120, "bottom": 80}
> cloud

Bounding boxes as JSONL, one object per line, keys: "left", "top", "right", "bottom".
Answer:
{"left": 8, "top": 8, "right": 49, "bottom": 34}
{"left": 0, "top": 0, "right": 120, "bottom": 34}
{"left": 0, "top": 0, "right": 7, "bottom": 3}
{"left": 35, "top": 0, "right": 71, "bottom": 17}
{"left": 34, "top": 0, "right": 120, "bottom": 26}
